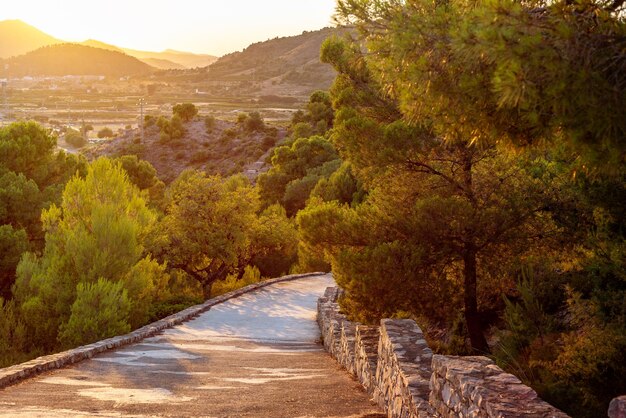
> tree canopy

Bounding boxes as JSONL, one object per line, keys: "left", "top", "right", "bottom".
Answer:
{"left": 12, "top": 158, "right": 166, "bottom": 349}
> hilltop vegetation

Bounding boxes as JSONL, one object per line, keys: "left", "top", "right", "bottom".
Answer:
{"left": 85, "top": 106, "right": 284, "bottom": 183}
{"left": 1, "top": 44, "right": 155, "bottom": 77}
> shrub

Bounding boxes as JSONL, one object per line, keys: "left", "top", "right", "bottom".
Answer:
{"left": 58, "top": 278, "right": 131, "bottom": 348}
{"left": 211, "top": 266, "right": 262, "bottom": 297}
{"left": 97, "top": 127, "right": 114, "bottom": 138}
{"left": 204, "top": 115, "right": 216, "bottom": 132}
{"left": 64, "top": 128, "right": 86, "bottom": 148}
{"left": 172, "top": 103, "right": 198, "bottom": 122}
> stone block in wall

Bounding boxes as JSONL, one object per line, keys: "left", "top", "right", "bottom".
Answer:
{"left": 355, "top": 325, "right": 380, "bottom": 395}
{"left": 339, "top": 321, "right": 359, "bottom": 375}
{"left": 430, "top": 355, "right": 570, "bottom": 418}
{"left": 375, "top": 319, "right": 437, "bottom": 418}
{"left": 609, "top": 396, "right": 626, "bottom": 418}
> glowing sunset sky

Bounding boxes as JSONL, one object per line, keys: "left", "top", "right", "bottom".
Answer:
{"left": 0, "top": 0, "right": 338, "bottom": 56}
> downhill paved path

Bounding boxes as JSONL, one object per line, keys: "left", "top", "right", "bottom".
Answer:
{"left": 0, "top": 274, "right": 382, "bottom": 417}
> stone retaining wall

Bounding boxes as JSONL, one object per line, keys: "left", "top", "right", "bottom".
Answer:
{"left": 0, "top": 272, "right": 324, "bottom": 389}
{"left": 373, "top": 319, "right": 436, "bottom": 418}
{"left": 317, "top": 286, "right": 573, "bottom": 418}
{"left": 430, "top": 355, "right": 569, "bottom": 418}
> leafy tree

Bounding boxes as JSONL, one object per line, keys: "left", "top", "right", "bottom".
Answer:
{"left": 149, "top": 171, "right": 258, "bottom": 298}
{"left": 311, "top": 161, "right": 363, "bottom": 206}
{"left": 80, "top": 124, "right": 93, "bottom": 136}
{"left": 307, "top": 90, "right": 334, "bottom": 133}
{"left": 115, "top": 155, "right": 161, "bottom": 190}
{"left": 306, "top": 33, "right": 561, "bottom": 353}
{"left": 0, "top": 121, "right": 63, "bottom": 187}
{"left": 335, "top": 0, "right": 626, "bottom": 167}
{"left": 97, "top": 127, "right": 114, "bottom": 138}
{"left": 327, "top": 0, "right": 625, "bottom": 414}
{"left": 247, "top": 204, "right": 298, "bottom": 278}
{"left": 244, "top": 111, "right": 265, "bottom": 132}
{"left": 289, "top": 91, "right": 334, "bottom": 138}
{"left": 257, "top": 136, "right": 339, "bottom": 212}
{"left": 122, "top": 256, "right": 171, "bottom": 329}
{"left": 282, "top": 159, "right": 341, "bottom": 216}
{"left": 0, "top": 122, "right": 86, "bottom": 298}
{"left": 172, "top": 103, "right": 198, "bottom": 122}
{"left": 13, "top": 158, "right": 162, "bottom": 350}
{"left": 0, "top": 171, "right": 42, "bottom": 237}
{"left": 236, "top": 112, "right": 249, "bottom": 126}
{"left": 144, "top": 115, "right": 156, "bottom": 128}
{"left": 157, "top": 115, "right": 185, "bottom": 143}
{"left": 115, "top": 155, "right": 165, "bottom": 210}
{"left": 291, "top": 122, "right": 314, "bottom": 141}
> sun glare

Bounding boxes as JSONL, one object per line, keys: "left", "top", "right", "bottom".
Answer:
{"left": 1, "top": 0, "right": 337, "bottom": 55}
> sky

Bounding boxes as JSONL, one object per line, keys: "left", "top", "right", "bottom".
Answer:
{"left": 0, "top": 0, "right": 338, "bottom": 56}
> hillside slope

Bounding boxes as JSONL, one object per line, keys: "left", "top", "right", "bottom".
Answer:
{"left": 1, "top": 44, "right": 155, "bottom": 77}
{"left": 0, "top": 20, "right": 60, "bottom": 58}
{"left": 207, "top": 28, "right": 339, "bottom": 94}
{"left": 85, "top": 119, "right": 285, "bottom": 183}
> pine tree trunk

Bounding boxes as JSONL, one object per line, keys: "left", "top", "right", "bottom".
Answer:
{"left": 460, "top": 147, "right": 489, "bottom": 354}
{"left": 463, "top": 245, "right": 489, "bottom": 353}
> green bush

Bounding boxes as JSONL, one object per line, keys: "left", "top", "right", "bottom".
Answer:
{"left": 204, "top": 115, "right": 216, "bottom": 132}
{"left": 64, "top": 128, "right": 86, "bottom": 148}
{"left": 97, "top": 127, "right": 114, "bottom": 138}
{"left": 58, "top": 278, "right": 131, "bottom": 348}
{"left": 172, "top": 103, "right": 198, "bottom": 122}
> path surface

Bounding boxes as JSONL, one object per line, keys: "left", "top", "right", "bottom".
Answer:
{"left": 0, "top": 274, "right": 382, "bottom": 417}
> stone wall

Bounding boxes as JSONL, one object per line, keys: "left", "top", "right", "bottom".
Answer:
{"left": 373, "top": 319, "right": 436, "bottom": 418}
{"left": 317, "top": 286, "right": 573, "bottom": 418}
{"left": 430, "top": 355, "right": 569, "bottom": 418}
{"left": 0, "top": 272, "right": 324, "bottom": 389}
{"left": 318, "top": 287, "right": 437, "bottom": 417}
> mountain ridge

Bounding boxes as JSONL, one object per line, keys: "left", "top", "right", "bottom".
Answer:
{"left": 0, "top": 19, "right": 217, "bottom": 69}
{"left": 1, "top": 43, "right": 155, "bottom": 77}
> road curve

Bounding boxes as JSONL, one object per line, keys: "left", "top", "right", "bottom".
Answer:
{"left": 0, "top": 274, "right": 382, "bottom": 417}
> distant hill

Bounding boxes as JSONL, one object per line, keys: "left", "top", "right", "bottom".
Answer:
{"left": 129, "top": 48, "right": 217, "bottom": 69}
{"left": 79, "top": 39, "right": 214, "bottom": 69}
{"left": 0, "top": 20, "right": 216, "bottom": 70}
{"left": 203, "top": 28, "right": 341, "bottom": 96}
{"left": 80, "top": 39, "right": 124, "bottom": 53}
{"left": 1, "top": 44, "right": 155, "bottom": 77}
{"left": 141, "top": 57, "right": 186, "bottom": 70}
{"left": 0, "top": 20, "right": 60, "bottom": 58}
